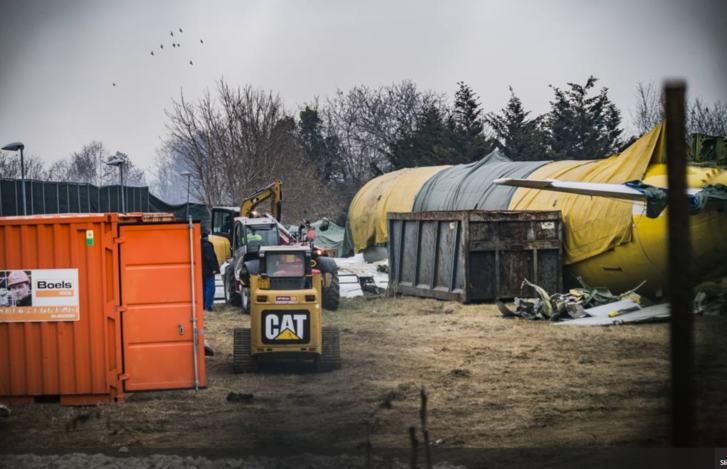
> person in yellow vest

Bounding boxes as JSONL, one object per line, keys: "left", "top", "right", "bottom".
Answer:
{"left": 245, "top": 229, "right": 263, "bottom": 244}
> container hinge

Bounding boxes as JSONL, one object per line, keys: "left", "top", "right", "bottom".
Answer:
{"left": 114, "top": 237, "right": 126, "bottom": 245}
{"left": 116, "top": 306, "right": 128, "bottom": 313}
{"left": 119, "top": 373, "right": 130, "bottom": 381}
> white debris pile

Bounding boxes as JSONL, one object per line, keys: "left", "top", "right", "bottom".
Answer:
{"left": 335, "top": 253, "right": 389, "bottom": 298}
{"left": 553, "top": 303, "right": 670, "bottom": 326}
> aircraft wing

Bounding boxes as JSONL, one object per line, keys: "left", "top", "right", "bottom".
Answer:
{"left": 493, "top": 178, "right": 649, "bottom": 201}
{"left": 494, "top": 178, "right": 727, "bottom": 218}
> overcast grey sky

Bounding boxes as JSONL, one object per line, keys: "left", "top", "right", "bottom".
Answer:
{"left": 1, "top": 0, "right": 725, "bottom": 173}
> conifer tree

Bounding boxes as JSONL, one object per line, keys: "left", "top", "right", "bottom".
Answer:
{"left": 545, "top": 76, "right": 623, "bottom": 160}
{"left": 486, "top": 87, "right": 547, "bottom": 161}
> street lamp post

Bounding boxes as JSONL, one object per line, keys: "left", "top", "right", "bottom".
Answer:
{"left": 2, "top": 142, "right": 26, "bottom": 215}
{"left": 105, "top": 156, "right": 126, "bottom": 213}
{"left": 181, "top": 171, "right": 192, "bottom": 220}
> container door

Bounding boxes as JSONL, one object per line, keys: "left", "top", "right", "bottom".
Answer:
{"left": 119, "top": 223, "right": 206, "bottom": 391}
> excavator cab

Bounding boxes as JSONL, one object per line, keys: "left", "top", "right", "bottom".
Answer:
{"left": 209, "top": 181, "right": 282, "bottom": 266}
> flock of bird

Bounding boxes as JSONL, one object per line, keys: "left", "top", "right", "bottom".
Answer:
{"left": 112, "top": 27, "right": 204, "bottom": 87}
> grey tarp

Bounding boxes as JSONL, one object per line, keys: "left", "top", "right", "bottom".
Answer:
{"left": 412, "top": 151, "right": 550, "bottom": 212}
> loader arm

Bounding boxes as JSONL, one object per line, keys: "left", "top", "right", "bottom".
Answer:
{"left": 240, "top": 181, "right": 283, "bottom": 222}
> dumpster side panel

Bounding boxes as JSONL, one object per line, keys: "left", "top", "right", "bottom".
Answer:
{"left": 388, "top": 211, "right": 562, "bottom": 302}
{"left": 0, "top": 214, "right": 122, "bottom": 403}
{"left": 388, "top": 213, "right": 468, "bottom": 302}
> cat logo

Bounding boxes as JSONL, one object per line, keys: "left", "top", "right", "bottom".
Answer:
{"left": 262, "top": 311, "right": 310, "bottom": 344}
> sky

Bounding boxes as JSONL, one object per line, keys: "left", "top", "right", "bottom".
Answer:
{"left": 0, "top": 0, "right": 725, "bottom": 174}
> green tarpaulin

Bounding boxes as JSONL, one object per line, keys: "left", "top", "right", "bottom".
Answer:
{"left": 310, "top": 219, "right": 346, "bottom": 257}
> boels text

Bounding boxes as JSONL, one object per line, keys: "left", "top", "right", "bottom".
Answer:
{"left": 37, "top": 281, "right": 73, "bottom": 289}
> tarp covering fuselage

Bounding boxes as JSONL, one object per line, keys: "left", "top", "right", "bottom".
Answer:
{"left": 346, "top": 166, "right": 449, "bottom": 253}
{"left": 509, "top": 122, "right": 665, "bottom": 264}
{"left": 345, "top": 121, "right": 666, "bottom": 266}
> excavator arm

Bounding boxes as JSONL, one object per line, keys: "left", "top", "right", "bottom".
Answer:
{"left": 240, "top": 180, "right": 283, "bottom": 222}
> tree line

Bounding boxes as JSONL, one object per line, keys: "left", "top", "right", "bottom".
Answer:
{"left": 0, "top": 141, "right": 146, "bottom": 186}
{"left": 2, "top": 78, "right": 725, "bottom": 223}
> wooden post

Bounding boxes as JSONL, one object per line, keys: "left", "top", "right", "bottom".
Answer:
{"left": 408, "top": 426, "right": 419, "bottom": 469}
{"left": 665, "top": 81, "right": 695, "bottom": 447}
{"left": 420, "top": 388, "right": 433, "bottom": 469}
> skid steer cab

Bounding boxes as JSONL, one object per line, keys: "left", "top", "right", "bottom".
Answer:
{"left": 233, "top": 245, "right": 341, "bottom": 373}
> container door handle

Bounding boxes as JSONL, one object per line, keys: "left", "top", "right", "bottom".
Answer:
{"left": 178, "top": 324, "right": 184, "bottom": 335}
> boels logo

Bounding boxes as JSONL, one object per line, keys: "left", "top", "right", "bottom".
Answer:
{"left": 262, "top": 311, "right": 310, "bottom": 344}
{"left": 35, "top": 279, "right": 75, "bottom": 297}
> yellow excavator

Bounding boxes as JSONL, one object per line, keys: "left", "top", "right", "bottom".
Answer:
{"left": 209, "top": 181, "right": 340, "bottom": 311}
{"left": 208, "top": 181, "right": 283, "bottom": 265}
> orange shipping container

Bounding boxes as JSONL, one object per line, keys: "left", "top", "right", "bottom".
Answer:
{"left": 0, "top": 214, "right": 206, "bottom": 405}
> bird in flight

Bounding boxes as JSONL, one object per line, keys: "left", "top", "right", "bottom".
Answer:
{"left": 189, "top": 60, "right": 193, "bottom": 66}
{"left": 160, "top": 44, "right": 164, "bottom": 49}
{"left": 172, "top": 43, "right": 176, "bottom": 48}
{"left": 179, "top": 28, "right": 183, "bottom": 33}
{"left": 200, "top": 39, "right": 204, "bottom": 44}
{"left": 151, "top": 50, "right": 155, "bottom": 56}
{"left": 113, "top": 83, "right": 116, "bottom": 87}
{"left": 170, "top": 31, "right": 174, "bottom": 37}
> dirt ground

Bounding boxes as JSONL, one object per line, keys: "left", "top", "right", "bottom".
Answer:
{"left": 1, "top": 296, "right": 726, "bottom": 458}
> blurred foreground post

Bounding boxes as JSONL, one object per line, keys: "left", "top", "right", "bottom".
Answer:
{"left": 665, "top": 81, "right": 695, "bottom": 447}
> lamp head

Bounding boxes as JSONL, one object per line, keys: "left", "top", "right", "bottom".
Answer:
{"left": 180, "top": 171, "right": 191, "bottom": 177}
{"left": 2, "top": 142, "right": 24, "bottom": 152}
{"left": 105, "top": 156, "right": 124, "bottom": 167}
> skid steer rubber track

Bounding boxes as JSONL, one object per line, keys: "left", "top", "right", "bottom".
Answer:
{"left": 322, "top": 272, "right": 340, "bottom": 311}
{"left": 233, "top": 328, "right": 258, "bottom": 373}
{"left": 315, "top": 326, "right": 341, "bottom": 372}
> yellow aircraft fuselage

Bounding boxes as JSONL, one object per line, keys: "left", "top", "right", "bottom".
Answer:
{"left": 569, "top": 164, "right": 727, "bottom": 296}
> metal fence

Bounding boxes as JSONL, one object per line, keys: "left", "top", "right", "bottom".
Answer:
{"left": 0, "top": 179, "right": 149, "bottom": 216}
{"left": 0, "top": 178, "right": 210, "bottom": 228}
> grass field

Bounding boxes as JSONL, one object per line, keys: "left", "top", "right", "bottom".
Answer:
{"left": 1, "top": 296, "right": 725, "bottom": 455}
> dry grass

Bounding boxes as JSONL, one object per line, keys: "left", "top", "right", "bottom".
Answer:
{"left": 1, "top": 296, "right": 725, "bottom": 453}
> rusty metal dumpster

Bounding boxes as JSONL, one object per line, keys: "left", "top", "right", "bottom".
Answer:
{"left": 0, "top": 213, "right": 206, "bottom": 405}
{"left": 388, "top": 210, "right": 563, "bottom": 302}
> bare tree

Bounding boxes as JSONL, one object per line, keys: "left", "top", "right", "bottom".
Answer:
{"left": 47, "top": 142, "right": 146, "bottom": 186}
{"left": 164, "top": 81, "right": 292, "bottom": 207}
{"left": 163, "top": 79, "right": 341, "bottom": 222}
{"left": 48, "top": 141, "right": 108, "bottom": 185}
{"left": 315, "top": 80, "right": 447, "bottom": 186}
{"left": 150, "top": 144, "right": 194, "bottom": 204}
{"left": 688, "top": 98, "right": 727, "bottom": 136}
{"left": 631, "top": 81, "right": 727, "bottom": 138}
{"left": 0, "top": 151, "right": 46, "bottom": 179}
{"left": 631, "top": 82, "right": 665, "bottom": 136}
{"left": 107, "top": 152, "right": 146, "bottom": 186}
